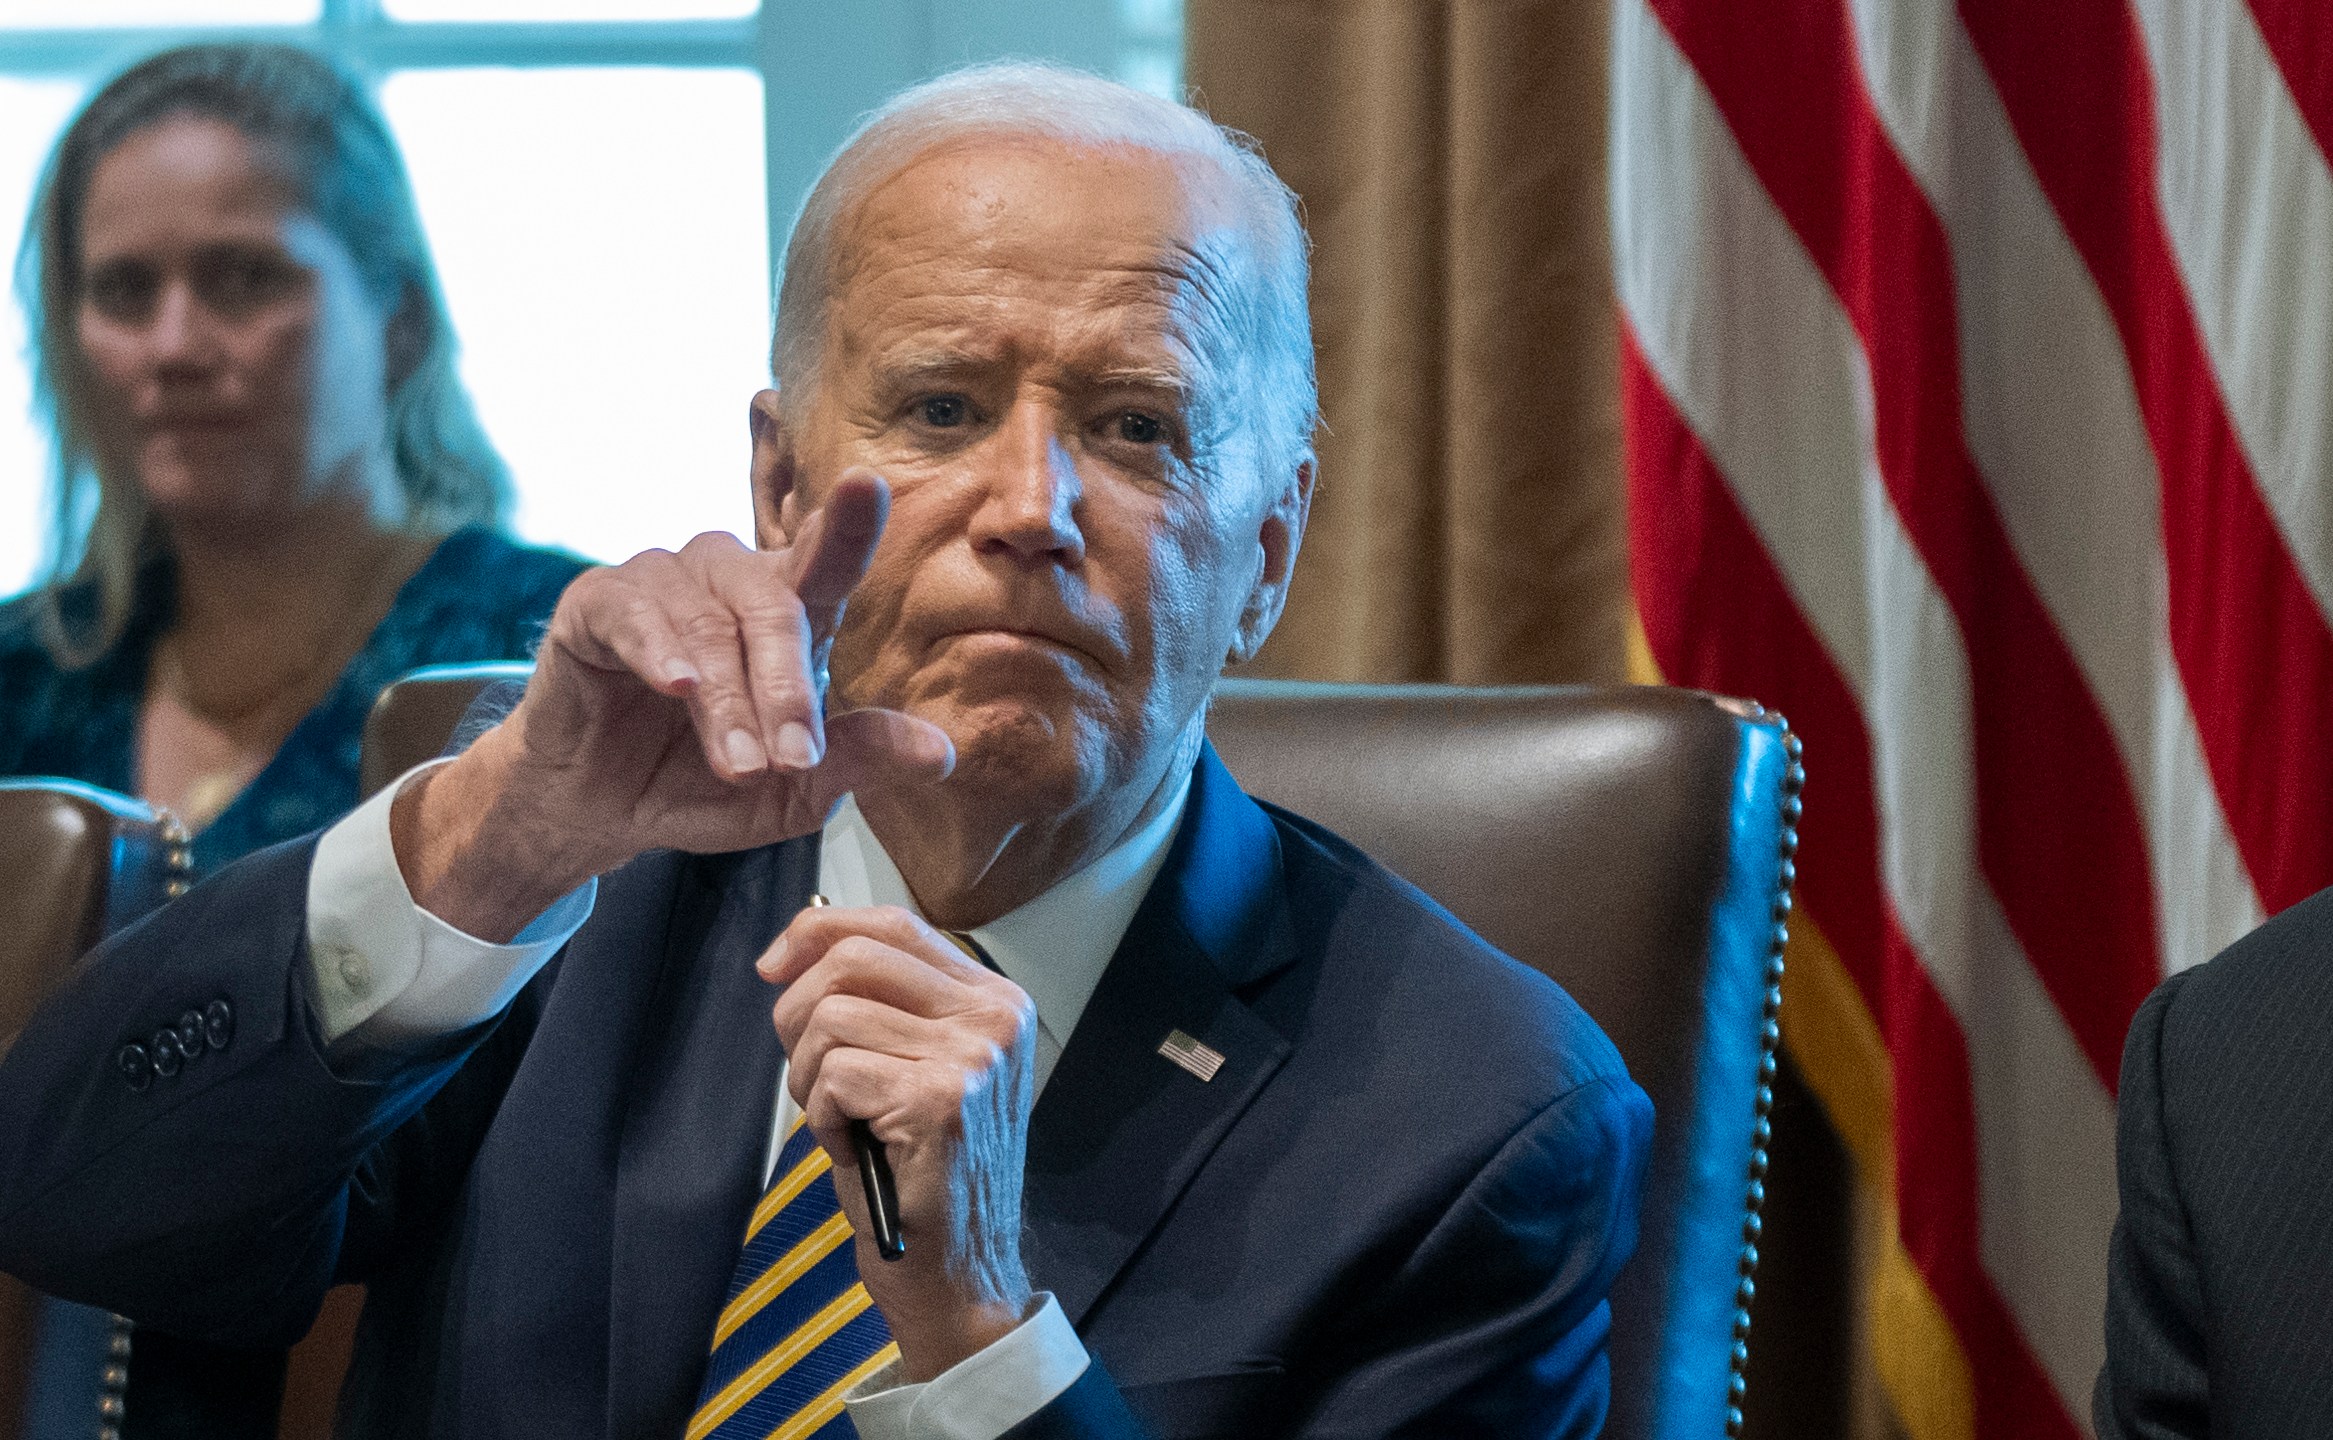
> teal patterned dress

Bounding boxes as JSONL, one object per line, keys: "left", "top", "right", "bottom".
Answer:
{"left": 0, "top": 525, "right": 588, "bottom": 875}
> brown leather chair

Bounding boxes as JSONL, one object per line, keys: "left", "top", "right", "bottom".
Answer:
{"left": 0, "top": 784, "right": 366, "bottom": 1440}
{"left": 1204, "top": 682, "right": 1804, "bottom": 1440}
{"left": 361, "top": 664, "right": 1822, "bottom": 1440}
{"left": 0, "top": 780, "right": 190, "bottom": 1440}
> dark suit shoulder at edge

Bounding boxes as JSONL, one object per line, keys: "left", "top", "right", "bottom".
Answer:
{"left": 2153, "top": 886, "right": 2333, "bottom": 1064}
{"left": 2115, "top": 967, "right": 2187, "bottom": 1131}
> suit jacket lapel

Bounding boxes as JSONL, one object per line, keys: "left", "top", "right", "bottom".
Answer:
{"left": 605, "top": 837, "right": 817, "bottom": 1438}
{"left": 1024, "top": 745, "right": 1300, "bottom": 1325}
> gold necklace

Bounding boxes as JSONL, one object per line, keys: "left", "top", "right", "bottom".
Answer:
{"left": 158, "top": 536, "right": 412, "bottom": 729}
{"left": 151, "top": 536, "right": 425, "bottom": 832}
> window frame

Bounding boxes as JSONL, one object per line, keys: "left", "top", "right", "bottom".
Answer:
{"left": 0, "top": 0, "right": 1179, "bottom": 290}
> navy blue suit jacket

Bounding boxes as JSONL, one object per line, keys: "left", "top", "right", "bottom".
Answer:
{"left": 0, "top": 744, "right": 1651, "bottom": 1438}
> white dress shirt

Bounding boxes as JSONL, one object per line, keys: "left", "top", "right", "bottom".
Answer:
{"left": 303, "top": 763, "right": 1192, "bottom": 1439}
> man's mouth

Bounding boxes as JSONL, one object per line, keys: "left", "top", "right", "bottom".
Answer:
{"left": 946, "top": 625, "right": 1082, "bottom": 652}
{"left": 936, "top": 624, "right": 1110, "bottom": 671}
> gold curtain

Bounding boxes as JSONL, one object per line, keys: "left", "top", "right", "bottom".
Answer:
{"left": 1188, "top": 0, "right": 1626, "bottom": 686}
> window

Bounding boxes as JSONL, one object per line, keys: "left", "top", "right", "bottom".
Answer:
{"left": 0, "top": 0, "right": 1183, "bottom": 596}
{"left": 0, "top": 75, "right": 85, "bottom": 594}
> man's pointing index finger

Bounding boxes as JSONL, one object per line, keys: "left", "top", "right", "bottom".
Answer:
{"left": 789, "top": 470, "right": 891, "bottom": 623}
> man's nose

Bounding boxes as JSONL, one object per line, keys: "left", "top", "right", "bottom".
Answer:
{"left": 971, "top": 402, "right": 1085, "bottom": 565}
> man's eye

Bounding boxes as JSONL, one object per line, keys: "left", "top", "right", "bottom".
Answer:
{"left": 1115, "top": 412, "right": 1164, "bottom": 445}
{"left": 919, "top": 396, "right": 969, "bottom": 427}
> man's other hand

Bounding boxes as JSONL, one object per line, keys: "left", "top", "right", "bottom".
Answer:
{"left": 392, "top": 471, "right": 955, "bottom": 941}
{"left": 761, "top": 903, "right": 1038, "bottom": 1382}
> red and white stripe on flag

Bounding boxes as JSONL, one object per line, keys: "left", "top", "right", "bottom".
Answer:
{"left": 1615, "top": 0, "right": 2333, "bottom": 1434}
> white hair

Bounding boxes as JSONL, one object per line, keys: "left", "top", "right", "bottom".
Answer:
{"left": 772, "top": 61, "right": 1318, "bottom": 478}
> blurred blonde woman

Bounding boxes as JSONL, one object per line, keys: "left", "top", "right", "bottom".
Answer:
{"left": 2, "top": 41, "right": 591, "bottom": 854}
{"left": 0, "top": 42, "right": 589, "bottom": 1437}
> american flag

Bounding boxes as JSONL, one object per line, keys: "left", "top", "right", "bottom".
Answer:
{"left": 1614, "top": 0, "right": 2332, "bottom": 1434}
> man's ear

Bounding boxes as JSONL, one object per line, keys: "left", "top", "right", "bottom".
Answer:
{"left": 749, "top": 388, "right": 802, "bottom": 549}
{"left": 1227, "top": 455, "right": 1316, "bottom": 666}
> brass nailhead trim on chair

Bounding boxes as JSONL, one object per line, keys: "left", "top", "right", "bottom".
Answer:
{"left": 160, "top": 813, "right": 192, "bottom": 901}
{"left": 100, "top": 812, "right": 195, "bottom": 1438}
{"left": 96, "top": 1313, "right": 130, "bottom": 1439}
{"left": 1726, "top": 709, "right": 1801, "bottom": 1440}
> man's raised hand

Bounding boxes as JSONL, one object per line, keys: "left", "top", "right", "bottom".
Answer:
{"left": 391, "top": 472, "right": 954, "bottom": 942}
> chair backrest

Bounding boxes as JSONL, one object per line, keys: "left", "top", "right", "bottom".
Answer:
{"left": 0, "top": 780, "right": 188, "bottom": 1440}
{"left": 0, "top": 781, "right": 185, "bottom": 1051}
{"left": 1205, "top": 680, "right": 1797, "bottom": 1440}
{"left": 357, "top": 666, "right": 1806, "bottom": 1440}
{"left": 358, "top": 660, "right": 535, "bottom": 801}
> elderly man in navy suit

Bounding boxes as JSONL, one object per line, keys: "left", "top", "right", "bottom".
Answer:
{"left": 0, "top": 64, "right": 1650, "bottom": 1439}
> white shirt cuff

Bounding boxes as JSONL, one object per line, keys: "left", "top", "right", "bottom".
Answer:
{"left": 306, "top": 759, "right": 596, "bottom": 1047}
{"left": 843, "top": 1293, "right": 1089, "bottom": 1440}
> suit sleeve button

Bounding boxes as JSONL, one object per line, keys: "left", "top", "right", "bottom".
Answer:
{"left": 175, "top": 1009, "right": 207, "bottom": 1062}
{"left": 150, "top": 1028, "right": 184, "bottom": 1079}
{"left": 204, "top": 999, "right": 234, "bottom": 1052}
{"left": 117, "top": 1044, "right": 152, "bottom": 1092}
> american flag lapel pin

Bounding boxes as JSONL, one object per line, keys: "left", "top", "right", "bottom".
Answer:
{"left": 1157, "top": 1029, "right": 1226, "bottom": 1082}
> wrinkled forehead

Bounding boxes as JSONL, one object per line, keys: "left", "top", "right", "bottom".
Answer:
{"left": 823, "top": 136, "right": 1267, "bottom": 378}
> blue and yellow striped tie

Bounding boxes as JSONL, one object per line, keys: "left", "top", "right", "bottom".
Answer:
{"left": 686, "top": 1114, "right": 899, "bottom": 1440}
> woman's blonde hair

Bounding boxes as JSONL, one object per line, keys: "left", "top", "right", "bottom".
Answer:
{"left": 16, "top": 42, "right": 508, "bottom": 667}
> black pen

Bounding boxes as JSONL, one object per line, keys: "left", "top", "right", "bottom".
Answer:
{"left": 807, "top": 893, "right": 907, "bottom": 1261}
